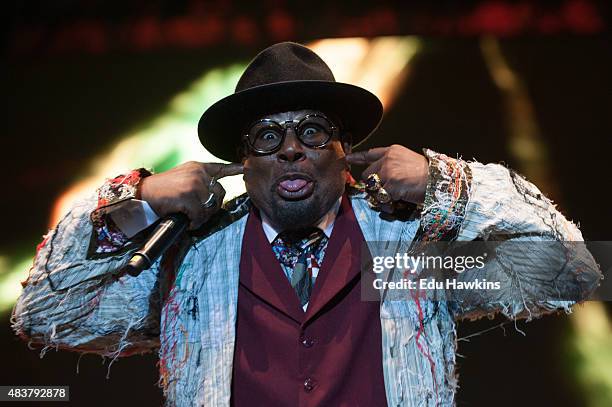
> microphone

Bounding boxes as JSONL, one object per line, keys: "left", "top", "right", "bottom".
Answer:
{"left": 122, "top": 213, "right": 189, "bottom": 277}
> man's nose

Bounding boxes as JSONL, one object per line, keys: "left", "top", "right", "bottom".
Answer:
{"left": 276, "top": 130, "right": 306, "bottom": 163}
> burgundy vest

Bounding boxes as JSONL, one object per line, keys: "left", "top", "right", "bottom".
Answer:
{"left": 231, "top": 195, "right": 387, "bottom": 407}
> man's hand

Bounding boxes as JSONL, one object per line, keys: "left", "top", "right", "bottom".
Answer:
{"left": 140, "top": 161, "right": 244, "bottom": 230}
{"left": 346, "top": 145, "right": 429, "bottom": 205}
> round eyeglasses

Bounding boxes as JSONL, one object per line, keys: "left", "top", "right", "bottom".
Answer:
{"left": 244, "top": 114, "right": 338, "bottom": 155}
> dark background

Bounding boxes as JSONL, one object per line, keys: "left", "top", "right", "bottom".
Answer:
{"left": 2, "top": 1, "right": 611, "bottom": 406}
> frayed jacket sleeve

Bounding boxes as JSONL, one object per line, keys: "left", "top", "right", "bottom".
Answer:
{"left": 12, "top": 191, "right": 163, "bottom": 357}
{"left": 419, "top": 149, "right": 601, "bottom": 320}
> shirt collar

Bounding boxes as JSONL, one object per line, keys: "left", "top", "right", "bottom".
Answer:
{"left": 261, "top": 196, "right": 342, "bottom": 243}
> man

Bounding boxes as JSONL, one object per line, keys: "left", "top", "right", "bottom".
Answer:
{"left": 13, "top": 42, "right": 600, "bottom": 406}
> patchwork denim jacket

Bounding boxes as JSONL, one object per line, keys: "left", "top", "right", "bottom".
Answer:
{"left": 12, "top": 150, "right": 600, "bottom": 406}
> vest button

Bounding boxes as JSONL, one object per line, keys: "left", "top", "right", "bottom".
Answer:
{"left": 303, "top": 378, "right": 316, "bottom": 392}
{"left": 301, "top": 337, "right": 315, "bottom": 348}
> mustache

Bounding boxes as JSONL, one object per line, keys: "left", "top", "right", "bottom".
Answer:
{"left": 242, "top": 155, "right": 350, "bottom": 182}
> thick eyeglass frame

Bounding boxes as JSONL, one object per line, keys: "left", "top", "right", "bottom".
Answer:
{"left": 243, "top": 113, "right": 339, "bottom": 155}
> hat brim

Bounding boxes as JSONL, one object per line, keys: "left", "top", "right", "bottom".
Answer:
{"left": 198, "top": 80, "right": 383, "bottom": 162}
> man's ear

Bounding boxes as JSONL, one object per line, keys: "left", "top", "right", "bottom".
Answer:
{"left": 237, "top": 138, "right": 249, "bottom": 164}
{"left": 342, "top": 132, "right": 353, "bottom": 154}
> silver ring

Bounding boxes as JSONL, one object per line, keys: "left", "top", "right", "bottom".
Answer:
{"left": 201, "top": 193, "right": 216, "bottom": 209}
{"left": 201, "top": 176, "right": 219, "bottom": 209}
{"left": 208, "top": 176, "right": 218, "bottom": 190}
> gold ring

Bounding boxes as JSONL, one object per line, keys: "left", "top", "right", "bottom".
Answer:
{"left": 365, "top": 173, "right": 382, "bottom": 191}
{"left": 375, "top": 187, "right": 392, "bottom": 204}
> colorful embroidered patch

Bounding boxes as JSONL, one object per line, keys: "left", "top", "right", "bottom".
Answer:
{"left": 89, "top": 168, "right": 151, "bottom": 255}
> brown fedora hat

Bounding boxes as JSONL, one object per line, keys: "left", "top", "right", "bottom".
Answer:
{"left": 198, "top": 42, "right": 383, "bottom": 162}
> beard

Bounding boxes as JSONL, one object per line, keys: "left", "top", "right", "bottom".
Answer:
{"left": 269, "top": 195, "right": 326, "bottom": 231}
{"left": 266, "top": 177, "right": 345, "bottom": 231}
